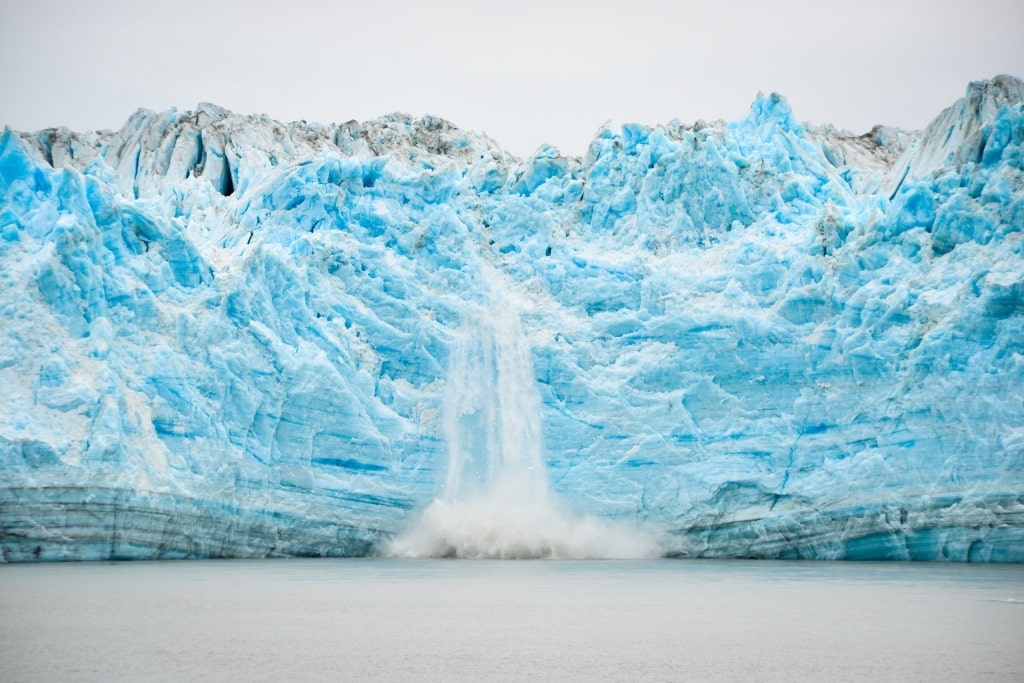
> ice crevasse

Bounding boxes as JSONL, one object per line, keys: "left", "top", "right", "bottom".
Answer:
{"left": 1, "top": 76, "right": 1023, "bottom": 561}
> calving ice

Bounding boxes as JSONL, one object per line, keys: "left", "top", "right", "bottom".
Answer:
{"left": 1, "top": 76, "right": 1022, "bottom": 562}
{"left": 386, "top": 261, "right": 656, "bottom": 558}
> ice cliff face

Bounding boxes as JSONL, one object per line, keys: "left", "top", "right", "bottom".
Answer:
{"left": 2, "top": 76, "right": 1023, "bottom": 561}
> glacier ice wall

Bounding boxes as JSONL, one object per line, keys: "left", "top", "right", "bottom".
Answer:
{"left": 2, "top": 77, "right": 1023, "bottom": 562}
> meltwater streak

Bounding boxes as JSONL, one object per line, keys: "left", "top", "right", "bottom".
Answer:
{"left": 387, "top": 266, "right": 656, "bottom": 559}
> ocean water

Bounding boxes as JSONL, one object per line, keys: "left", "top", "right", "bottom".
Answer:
{"left": 1, "top": 559, "right": 1022, "bottom": 682}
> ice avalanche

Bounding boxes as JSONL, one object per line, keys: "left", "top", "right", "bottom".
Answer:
{"left": 2, "top": 76, "right": 1023, "bottom": 561}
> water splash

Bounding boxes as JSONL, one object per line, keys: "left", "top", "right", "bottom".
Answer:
{"left": 387, "top": 266, "right": 656, "bottom": 559}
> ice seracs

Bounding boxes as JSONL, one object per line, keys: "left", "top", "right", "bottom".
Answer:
{"left": 1, "top": 75, "right": 1022, "bottom": 562}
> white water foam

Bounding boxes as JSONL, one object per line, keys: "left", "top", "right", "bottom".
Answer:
{"left": 387, "top": 266, "right": 656, "bottom": 559}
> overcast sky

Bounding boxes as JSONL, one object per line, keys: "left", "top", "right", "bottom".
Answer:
{"left": 3, "top": 0, "right": 1023, "bottom": 157}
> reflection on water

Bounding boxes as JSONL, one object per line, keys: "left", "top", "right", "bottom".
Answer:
{"left": 2, "top": 559, "right": 1022, "bottom": 682}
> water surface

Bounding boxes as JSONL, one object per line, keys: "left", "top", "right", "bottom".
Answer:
{"left": 1, "top": 559, "right": 1022, "bottom": 681}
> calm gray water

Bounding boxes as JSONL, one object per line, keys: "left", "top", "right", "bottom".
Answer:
{"left": 1, "top": 559, "right": 1022, "bottom": 682}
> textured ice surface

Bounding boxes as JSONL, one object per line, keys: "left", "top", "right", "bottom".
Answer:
{"left": 2, "top": 77, "right": 1023, "bottom": 561}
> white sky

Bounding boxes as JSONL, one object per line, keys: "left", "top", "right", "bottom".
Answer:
{"left": 3, "top": 0, "right": 1023, "bottom": 157}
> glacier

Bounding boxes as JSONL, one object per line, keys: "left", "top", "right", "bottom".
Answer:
{"left": 1, "top": 75, "right": 1023, "bottom": 562}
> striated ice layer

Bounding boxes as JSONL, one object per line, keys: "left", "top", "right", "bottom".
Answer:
{"left": 2, "top": 77, "right": 1023, "bottom": 562}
